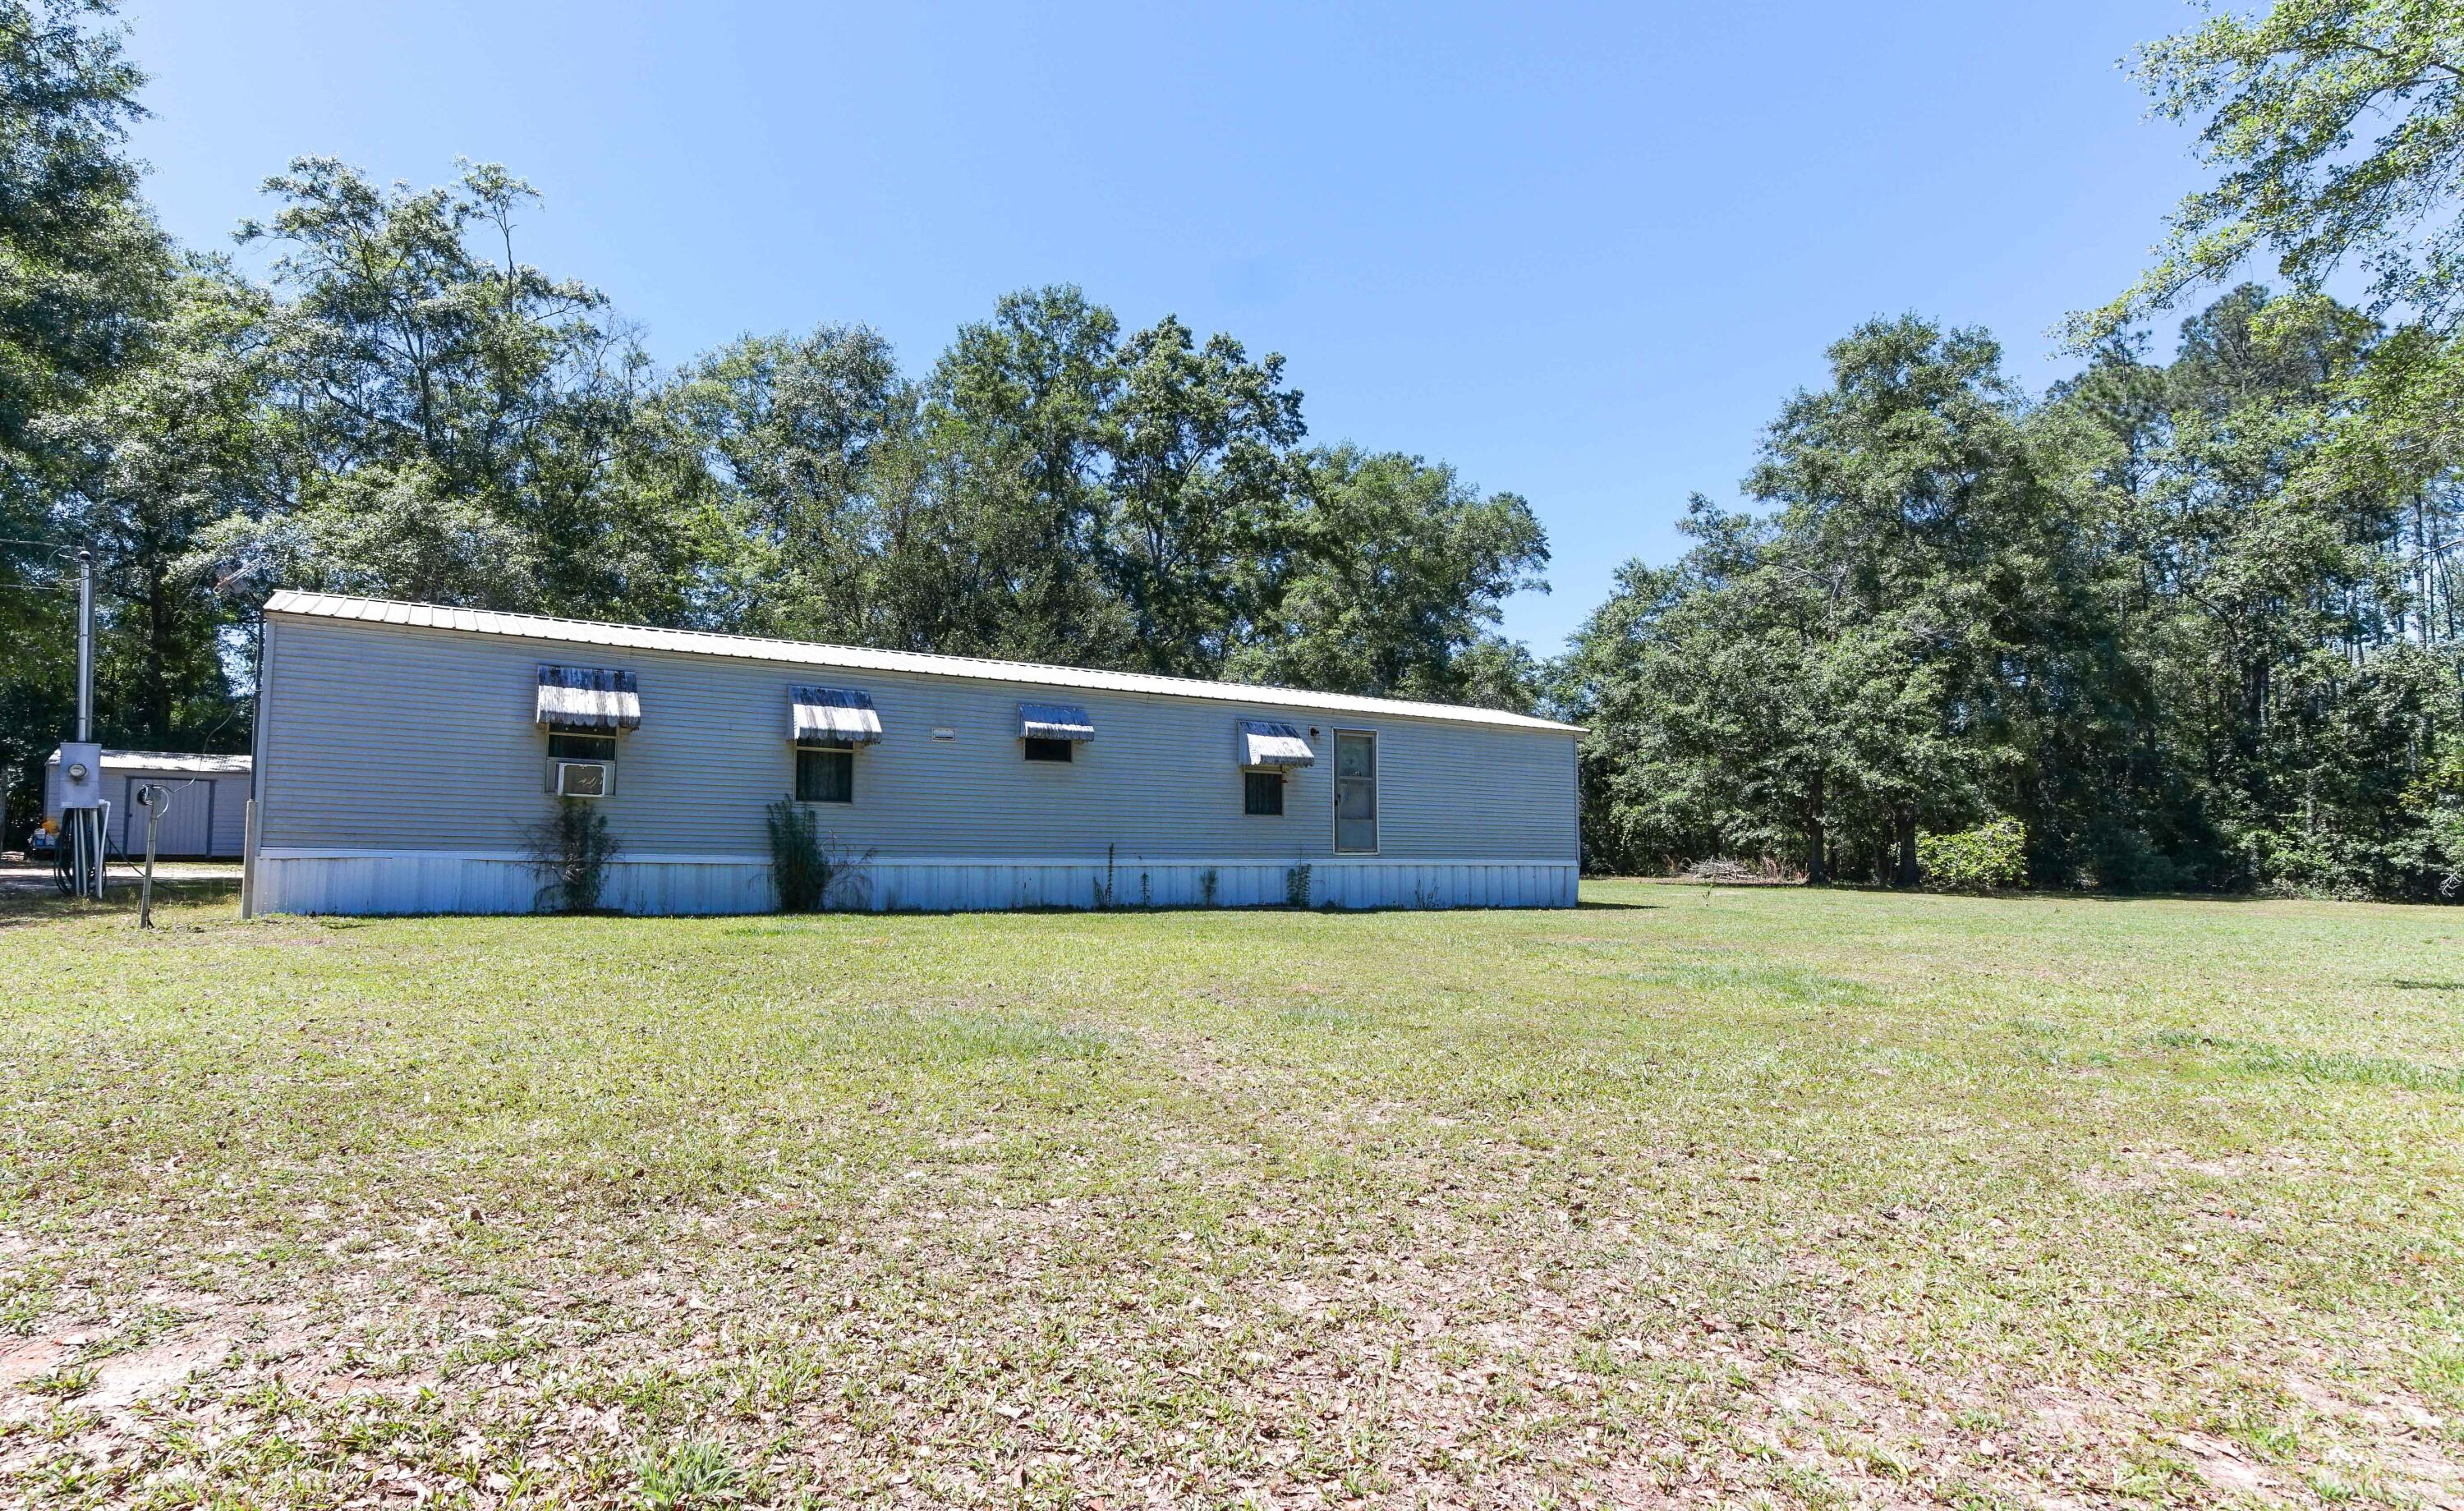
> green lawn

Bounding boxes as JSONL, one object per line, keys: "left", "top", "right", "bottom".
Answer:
{"left": 2, "top": 882, "right": 2459, "bottom": 1509}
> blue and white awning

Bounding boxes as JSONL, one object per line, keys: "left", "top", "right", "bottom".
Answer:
{"left": 1018, "top": 701, "right": 1095, "bottom": 741}
{"left": 1238, "top": 719, "right": 1314, "bottom": 768}
{"left": 536, "top": 664, "right": 641, "bottom": 731}
{"left": 790, "top": 686, "right": 882, "bottom": 745}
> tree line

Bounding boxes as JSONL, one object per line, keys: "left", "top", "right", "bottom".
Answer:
{"left": 7, "top": 0, "right": 2462, "bottom": 899}
{"left": 1560, "top": 0, "right": 2464, "bottom": 898}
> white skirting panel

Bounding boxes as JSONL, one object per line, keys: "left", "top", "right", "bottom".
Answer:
{"left": 251, "top": 850, "right": 1579, "bottom": 916}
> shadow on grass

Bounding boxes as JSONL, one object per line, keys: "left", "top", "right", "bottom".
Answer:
{"left": 1594, "top": 875, "right": 2385, "bottom": 907}
{"left": 733, "top": 900, "right": 1593, "bottom": 924}
{"left": 0, "top": 876, "right": 241, "bottom": 926}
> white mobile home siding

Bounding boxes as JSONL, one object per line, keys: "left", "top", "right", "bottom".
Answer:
{"left": 251, "top": 604, "right": 1579, "bottom": 915}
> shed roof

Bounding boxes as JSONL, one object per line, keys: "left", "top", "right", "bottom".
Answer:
{"left": 264, "top": 591, "right": 1584, "bottom": 734}
{"left": 44, "top": 749, "right": 252, "bottom": 774}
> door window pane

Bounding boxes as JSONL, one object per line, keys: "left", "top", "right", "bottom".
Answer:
{"left": 1334, "top": 732, "right": 1377, "bottom": 852}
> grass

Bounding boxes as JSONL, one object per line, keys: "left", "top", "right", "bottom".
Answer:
{"left": 0, "top": 880, "right": 2459, "bottom": 1508}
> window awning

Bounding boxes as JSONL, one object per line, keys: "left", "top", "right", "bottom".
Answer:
{"left": 790, "top": 685, "right": 882, "bottom": 745}
{"left": 536, "top": 664, "right": 641, "bottom": 731}
{"left": 1239, "top": 718, "right": 1315, "bottom": 768}
{"left": 1018, "top": 701, "right": 1094, "bottom": 741}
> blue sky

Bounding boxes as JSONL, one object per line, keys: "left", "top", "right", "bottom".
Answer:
{"left": 122, "top": 1, "right": 2209, "bottom": 655}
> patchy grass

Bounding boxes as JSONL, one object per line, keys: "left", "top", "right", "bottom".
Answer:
{"left": 2, "top": 879, "right": 2460, "bottom": 1508}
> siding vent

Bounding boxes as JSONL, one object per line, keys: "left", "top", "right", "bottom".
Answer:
{"left": 536, "top": 664, "right": 641, "bottom": 731}
{"left": 790, "top": 685, "right": 882, "bottom": 745}
{"left": 1018, "top": 702, "right": 1094, "bottom": 742}
{"left": 1237, "top": 719, "right": 1314, "bottom": 768}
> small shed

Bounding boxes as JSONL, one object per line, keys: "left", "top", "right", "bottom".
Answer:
{"left": 43, "top": 750, "right": 253, "bottom": 859}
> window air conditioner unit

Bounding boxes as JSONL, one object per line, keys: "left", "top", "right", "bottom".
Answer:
{"left": 549, "top": 760, "right": 614, "bottom": 797}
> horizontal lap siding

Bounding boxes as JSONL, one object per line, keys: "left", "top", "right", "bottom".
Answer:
{"left": 209, "top": 775, "right": 250, "bottom": 857}
{"left": 45, "top": 767, "right": 249, "bottom": 857}
{"left": 258, "top": 615, "right": 1578, "bottom": 876}
{"left": 122, "top": 771, "right": 250, "bottom": 857}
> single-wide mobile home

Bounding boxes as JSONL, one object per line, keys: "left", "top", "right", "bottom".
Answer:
{"left": 43, "top": 750, "right": 253, "bottom": 859}
{"left": 246, "top": 591, "right": 1581, "bottom": 916}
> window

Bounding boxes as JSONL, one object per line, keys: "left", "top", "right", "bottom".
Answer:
{"left": 1334, "top": 731, "right": 1377, "bottom": 852}
{"left": 1023, "top": 737, "right": 1075, "bottom": 763}
{"left": 548, "top": 732, "right": 617, "bottom": 761}
{"left": 1243, "top": 770, "right": 1285, "bottom": 815}
{"left": 797, "top": 745, "right": 853, "bottom": 802}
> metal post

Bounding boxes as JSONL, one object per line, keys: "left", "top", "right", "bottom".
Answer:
{"left": 90, "top": 798, "right": 108, "bottom": 901}
{"left": 71, "top": 549, "right": 99, "bottom": 899}
{"left": 76, "top": 549, "right": 92, "bottom": 743}
{"left": 70, "top": 807, "right": 91, "bottom": 900}
{"left": 138, "top": 784, "right": 163, "bottom": 928}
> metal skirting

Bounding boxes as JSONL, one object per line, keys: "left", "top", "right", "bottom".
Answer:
{"left": 250, "top": 850, "right": 1579, "bottom": 916}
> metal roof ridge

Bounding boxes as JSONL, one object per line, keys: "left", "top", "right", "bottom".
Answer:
{"left": 260, "top": 589, "right": 1584, "bottom": 733}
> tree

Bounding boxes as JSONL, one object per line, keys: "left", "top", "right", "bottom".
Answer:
{"left": 1744, "top": 317, "right": 2066, "bottom": 884}
{"left": 41, "top": 264, "right": 269, "bottom": 751}
{"left": 0, "top": 0, "right": 168, "bottom": 838}
{"left": 1228, "top": 446, "right": 1548, "bottom": 706}
{"left": 2071, "top": 0, "right": 2464, "bottom": 346}
{"left": 922, "top": 285, "right": 1134, "bottom": 664}
{"left": 0, "top": 0, "right": 162, "bottom": 461}
{"left": 2043, "top": 285, "right": 2464, "bottom": 895}
{"left": 1097, "top": 315, "right": 1305, "bottom": 676}
{"left": 197, "top": 158, "right": 710, "bottom": 625}
{"left": 2075, "top": 0, "right": 2464, "bottom": 627}
{"left": 1558, "top": 501, "right": 1838, "bottom": 877}
{"left": 664, "top": 324, "right": 907, "bottom": 641}
{"left": 1562, "top": 315, "right": 2204, "bottom": 889}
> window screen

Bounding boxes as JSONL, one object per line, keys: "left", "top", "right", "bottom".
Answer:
{"left": 1243, "top": 769, "right": 1284, "bottom": 815}
{"left": 1023, "top": 737, "right": 1075, "bottom": 763}
{"left": 548, "top": 732, "right": 617, "bottom": 761}
{"left": 797, "top": 746, "right": 853, "bottom": 802}
{"left": 1334, "top": 731, "right": 1377, "bottom": 852}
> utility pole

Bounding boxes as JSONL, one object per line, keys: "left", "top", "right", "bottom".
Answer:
{"left": 4, "top": 535, "right": 104, "bottom": 898}
{"left": 67, "top": 549, "right": 103, "bottom": 899}
{"left": 76, "top": 549, "right": 92, "bottom": 742}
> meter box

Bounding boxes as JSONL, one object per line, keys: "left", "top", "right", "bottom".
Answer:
{"left": 55, "top": 742, "right": 103, "bottom": 809}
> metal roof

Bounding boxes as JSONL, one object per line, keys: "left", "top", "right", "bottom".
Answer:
{"left": 1018, "top": 700, "right": 1097, "bottom": 741}
{"left": 789, "top": 685, "right": 884, "bottom": 745}
{"left": 1239, "top": 719, "right": 1317, "bottom": 768}
{"left": 263, "top": 590, "right": 1584, "bottom": 734}
{"left": 535, "top": 664, "right": 643, "bottom": 732}
{"left": 43, "top": 749, "right": 252, "bottom": 774}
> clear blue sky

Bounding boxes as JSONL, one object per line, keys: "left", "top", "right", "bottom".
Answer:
{"left": 122, "top": 1, "right": 2207, "bottom": 655}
